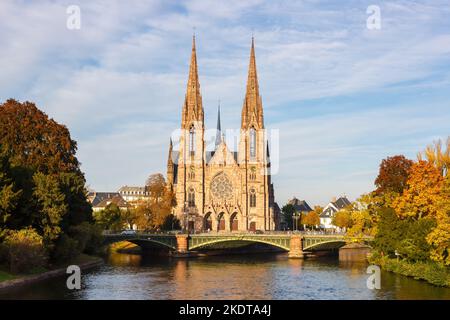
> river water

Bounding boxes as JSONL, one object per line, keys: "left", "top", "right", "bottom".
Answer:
{"left": 2, "top": 252, "right": 450, "bottom": 300}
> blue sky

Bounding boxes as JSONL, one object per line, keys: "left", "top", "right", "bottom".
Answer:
{"left": 1, "top": 0, "right": 449, "bottom": 206}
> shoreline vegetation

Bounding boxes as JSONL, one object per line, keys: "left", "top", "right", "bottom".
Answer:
{"left": 368, "top": 253, "right": 450, "bottom": 288}
{"left": 0, "top": 254, "right": 103, "bottom": 290}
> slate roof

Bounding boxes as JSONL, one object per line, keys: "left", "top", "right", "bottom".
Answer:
{"left": 287, "top": 197, "right": 313, "bottom": 212}
{"left": 95, "top": 195, "right": 130, "bottom": 209}
{"left": 333, "top": 196, "right": 351, "bottom": 209}
{"left": 319, "top": 196, "right": 351, "bottom": 218}
{"left": 88, "top": 192, "right": 121, "bottom": 207}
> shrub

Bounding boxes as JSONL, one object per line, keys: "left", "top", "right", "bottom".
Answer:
{"left": 52, "top": 234, "right": 80, "bottom": 263}
{"left": 4, "top": 228, "right": 48, "bottom": 273}
{"left": 69, "top": 222, "right": 104, "bottom": 255}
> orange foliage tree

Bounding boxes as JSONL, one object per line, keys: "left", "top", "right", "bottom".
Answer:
{"left": 393, "top": 161, "right": 444, "bottom": 220}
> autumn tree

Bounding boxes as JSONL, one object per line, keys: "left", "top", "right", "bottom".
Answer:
{"left": 393, "top": 161, "right": 444, "bottom": 220}
{"left": 303, "top": 211, "right": 320, "bottom": 228}
{"left": 332, "top": 210, "right": 351, "bottom": 230}
{"left": 418, "top": 137, "right": 450, "bottom": 177}
{"left": 0, "top": 99, "right": 80, "bottom": 175}
{"left": 426, "top": 174, "right": 450, "bottom": 265}
{"left": 374, "top": 155, "right": 413, "bottom": 195}
{"left": 133, "top": 174, "right": 176, "bottom": 231}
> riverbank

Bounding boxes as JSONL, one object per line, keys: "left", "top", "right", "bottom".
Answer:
{"left": 368, "top": 253, "right": 450, "bottom": 287}
{"left": 0, "top": 254, "right": 103, "bottom": 291}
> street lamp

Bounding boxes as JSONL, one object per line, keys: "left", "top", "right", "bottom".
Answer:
{"left": 292, "top": 212, "right": 300, "bottom": 232}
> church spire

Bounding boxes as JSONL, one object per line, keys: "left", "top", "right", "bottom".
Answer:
{"left": 215, "top": 100, "right": 222, "bottom": 148}
{"left": 241, "top": 37, "right": 264, "bottom": 129}
{"left": 182, "top": 35, "right": 204, "bottom": 129}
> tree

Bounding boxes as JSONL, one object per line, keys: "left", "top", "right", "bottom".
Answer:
{"left": 426, "top": 174, "right": 450, "bottom": 265}
{"left": 0, "top": 147, "right": 21, "bottom": 236}
{"left": 393, "top": 161, "right": 444, "bottom": 220}
{"left": 33, "top": 172, "right": 67, "bottom": 242}
{"left": 281, "top": 204, "right": 295, "bottom": 230}
{"left": 303, "top": 211, "right": 320, "bottom": 228}
{"left": 0, "top": 99, "right": 80, "bottom": 175}
{"left": 93, "top": 203, "right": 123, "bottom": 232}
{"left": 374, "top": 155, "right": 413, "bottom": 194}
{"left": 418, "top": 137, "right": 450, "bottom": 177}
{"left": 332, "top": 210, "right": 351, "bottom": 229}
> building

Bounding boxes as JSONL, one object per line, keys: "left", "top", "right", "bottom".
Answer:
{"left": 118, "top": 186, "right": 149, "bottom": 202}
{"left": 88, "top": 192, "right": 131, "bottom": 212}
{"left": 319, "top": 196, "right": 351, "bottom": 229}
{"left": 167, "top": 37, "right": 278, "bottom": 233}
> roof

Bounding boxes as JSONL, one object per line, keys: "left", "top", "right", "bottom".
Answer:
{"left": 333, "top": 196, "right": 351, "bottom": 209}
{"left": 88, "top": 192, "right": 121, "bottom": 206}
{"left": 94, "top": 195, "right": 130, "bottom": 209}
{"left": 320, "top": 207, "right": 337, "bottom": 218}
{"left": 319, "top": 196, "right": 351, "bottom": 218}
{"left": 118, "top": 186, "right": 147, "bottom": 193}
{"left": 287, "top": 197, "right": 313, "bottom": 213}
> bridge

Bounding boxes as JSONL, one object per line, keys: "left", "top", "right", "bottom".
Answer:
{"left": 104, "top": 233, "right": 373, "bottom": 258}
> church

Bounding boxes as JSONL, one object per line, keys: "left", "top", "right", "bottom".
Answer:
{"left": 167, "top": 36, "right": 279, "bottom": 233}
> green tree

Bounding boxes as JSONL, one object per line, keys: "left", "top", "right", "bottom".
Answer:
{"left": 94, "top": 203, "right": 123, "bottom": 232}
{"left": 281, "top": 204, "right": 295, "bottom": 230}
{"left": 0, "top": 147, "right": 22, "bottom": 236}
{"left": 33, "top": 172, "right": 67, "bottom": 242}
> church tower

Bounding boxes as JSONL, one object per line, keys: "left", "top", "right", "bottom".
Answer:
{"left": 167, "top": 36, "right": 278, "bottom": 232}
{"left": 175, "top": 35, "right": 206, "bottom": 223}
{"left": 238, "top": 38, "right": 273, "bottom": 231}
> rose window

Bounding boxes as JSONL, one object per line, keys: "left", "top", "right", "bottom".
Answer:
{"left": 211, "top": 173, "right": 233, "bottom": 200}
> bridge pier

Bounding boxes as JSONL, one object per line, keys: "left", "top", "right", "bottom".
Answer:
{"left": 171, "top": 234, "right": 193, "bottom": 258}
{"left": 288, "top": 235, "right": 304, "bottom": 259}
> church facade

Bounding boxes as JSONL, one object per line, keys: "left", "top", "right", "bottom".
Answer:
{"left": 167, "top": 37, "right": 279, "bottom": 233}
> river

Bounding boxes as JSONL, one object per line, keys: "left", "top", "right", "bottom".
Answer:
{"left": 1, "top": 252, "right": 450, "bottom": 300}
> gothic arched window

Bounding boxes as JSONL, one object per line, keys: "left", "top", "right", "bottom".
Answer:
{"left": 188, "top": 188, "right": 195, "bottom": 207}
{"left": 250, "top": 188, "right": 256, "bottom": 208}
{"left": 249, "top": 127, "right": 256, "bottom": 159}
{"left": 189, "top": 125, "right": 195, "bottom": 156}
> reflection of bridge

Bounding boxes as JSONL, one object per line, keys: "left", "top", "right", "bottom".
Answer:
{"left": 104, "top": 233, "right": 373, "bottom": 258}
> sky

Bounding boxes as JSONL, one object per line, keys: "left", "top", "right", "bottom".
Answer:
{"left": 1, "top": 0, "right": 449, "bottom": 206}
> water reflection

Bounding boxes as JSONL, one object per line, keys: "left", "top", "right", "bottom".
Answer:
{"left": 1, "top": 252, "right": 449, "bottom": 300}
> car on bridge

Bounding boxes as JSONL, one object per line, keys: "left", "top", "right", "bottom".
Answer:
{"left": 120, "top": 230, "right": 137, "bottom": 235}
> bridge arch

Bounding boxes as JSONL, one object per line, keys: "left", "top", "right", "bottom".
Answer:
{"left": 303, "top": 240, "right": 347, "bottom": 251}
{"left": 189, "top": 237, "right": 291, "bottom": 251}
{"left": 104, "top": 235, "right": 177, "bottom": 251}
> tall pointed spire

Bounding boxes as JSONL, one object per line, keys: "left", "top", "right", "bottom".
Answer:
{"left": 182, "top": 35, "right": 204, "bottom": 129}
{"left": 241, "top": 37, "right": 264, "bottom": 129}
{"left": 215, "top": 100, "right": 222, "bottom": 148}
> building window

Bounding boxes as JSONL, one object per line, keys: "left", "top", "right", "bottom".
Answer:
{"left": 249, "top": 127, "right": 256, "bottom": 159}
{"left": 250, "top": 189, "right": 256, "bottom": 207}
{"left": 189, "top": 125, "right": 195, "bottom": 156}
{"left": 188, "top": 188, "right": 195, "bottom": 207}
